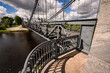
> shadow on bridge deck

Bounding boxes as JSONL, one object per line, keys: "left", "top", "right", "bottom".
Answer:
{"left": 41, "top": 50, "right": 88, "bottom": 73}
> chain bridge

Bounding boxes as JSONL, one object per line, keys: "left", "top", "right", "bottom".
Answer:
{"left": 20, "top": 0, "right": 102, "bottom": 73}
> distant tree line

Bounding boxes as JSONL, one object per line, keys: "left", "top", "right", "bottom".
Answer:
{"left": 0, "top": 16, "right": 22, "bottom": 30}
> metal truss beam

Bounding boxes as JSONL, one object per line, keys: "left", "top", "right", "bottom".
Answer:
{"left": 41, "top": 19, "right": 97, "bottom": 25}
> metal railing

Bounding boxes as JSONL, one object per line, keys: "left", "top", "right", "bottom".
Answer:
{"left": 21, "top": 35, "right": 79, "bottom": 73}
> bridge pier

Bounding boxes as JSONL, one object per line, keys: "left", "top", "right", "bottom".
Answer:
{"left": 84, "top": 1, "right": 110, "bottom": 73}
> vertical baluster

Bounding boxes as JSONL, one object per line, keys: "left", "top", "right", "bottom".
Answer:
{"left": 46, "top": 45, "right": 48, "bottom": 61}
{"left": 34, "top": 52, "right": 37, "bottom": 73}
{"left": 39, "top": 48, "right": 41, "bottom": 71}
{"left": 47, "top": 44, "right": 49, "bottom": 60}
{"left": 30, "top": 57, "right": 35, "bottom": 73}
{"left": 62, "top": 39, "right": 65, "bottom": 53}
{"left": 45, "top": 44, "right": 47, "bottom": 63}
{"left": 63, "top": 40, "right": 65, "bottom": 53}
{"left": 43, "top": 45, "right": 46, "bottom": 65}
{"left": 52, "top": 41, "right": 55, "bottom": 57}
{"left": 34, "top": 52, "right": 37, "bottom": 65}
{"left": 51, "top": 41, "right": 54, "bottom": 58}
{"left": 66, "top": 39, "right": 68, "bottom": 50}
{"left": 38, "top": 49, "right": 40, "bottom": 73}
{"left": 35, "top": 54, "right": 38, "bottom": 73}
{"left": 33, "top": 53, "right": 37, "bottom": 73}
{"left": 54, "top": 40, "right": 58, "bottom": 60}
{"left": 48, "top": 44, "right": 50, "bottom": 60}
{"left": 26, "top": 62, "right": 32, "bottom": 73}
{"left": 41, "top": 48, "right": 43, "bottom": 69}
{"left": 42, "top": 47, "right": 44, "bottom": 66}
{"left": 29, "top": 58, "right": 33, "bottom": 73}
{"left": 61, "top": 40, "right": 63, "bottom": 53}
{"left": 50, "top": 42, "right": 52, "bottom": 58}
{"left": 49, "top": 42, "right": 51, "bottom": 59}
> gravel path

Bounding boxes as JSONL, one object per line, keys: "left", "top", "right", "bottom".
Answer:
{"left": 6, "top": 25, "right": 28, "bottom": 31}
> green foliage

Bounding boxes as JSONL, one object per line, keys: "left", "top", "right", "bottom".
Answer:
{"left": 1, "top": 16, "right": 9, "bottom": 23}
{"left": 1, "top": 16, "right": 14, "bottom": 26}
{"left": 5, "top": 25, "right": 10, "bottom": 28}
{"left": 64, "top": 24, "right": 70, "bottom": 28}
{"left": 14, "top": 16, "right": 22, "bottom": 25}
{"left": 24, "top": 21, "right": 28, "bottom": 24}
{"left": 64, "top": 24, "right": 81, "bottom": 32}
{"left": 11, "top": 25, "right": 19, "bottom": 27}
{"left": 0, "top": 30, "right": 29, "bottom": 33}
{"left": 13, "top": 22, "right": 16, "bottom": 25}
{"left": 0, "top": 25, "right": 6, "bottom": 30}
{"left": 71, "top": 25, "right": 81, "bottom": 28}
{"left": 47, "top": 24, "right": 56, "bottom": 28}
{"left": 7, "top": 17, "right": 14, "bottom": 26}
{"left": 51, "top": 24, "right": 56, "bottom": 28}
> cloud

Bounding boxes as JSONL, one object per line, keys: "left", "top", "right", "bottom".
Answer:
{"left": 0, "top": 0, "right": 102, "bottom": 21}
{"left": 67, "top": 0, "right": 102, "bottom": 20}
{"left": 65, "top": 11, "right": 78, "bottom": 20}
{"left": 0, "top": 6, "right": 7, "bottom": 18}
{"left": 0, "top": 0, "right": 62, "bottom": 14}
{"left": 0, "top": 6, "right": 31, "bottom": 21}
{"left": 0, "top": 0, "right": 34, "bottom": 11}
{"left": 0, "top": 0, "right": 63, "bottom": 21}
{"left": 15, "top": 9, "right": 31, "bottom": 20}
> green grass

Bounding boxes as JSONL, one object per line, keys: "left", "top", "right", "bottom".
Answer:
{"left": 11, "top": 25, "right": 20, "bottom": 27}
{"left": 36, "top": 65, "right": 41, "bottom": 70}
{"left": 0, "top": 30, "right": 29, "bottom": 33}
{"left": 0, "top": 25, "right": 6, "bottom": 30}
{"left": 64, "top": 24, "right": 81, "bottom": 32}
{"left": 42, "top": 24, "right": 56, "bottom": 28}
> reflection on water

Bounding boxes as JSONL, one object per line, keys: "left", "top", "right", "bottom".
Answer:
{"left": 0, "top": 31, "right": 46, "bottom": 73}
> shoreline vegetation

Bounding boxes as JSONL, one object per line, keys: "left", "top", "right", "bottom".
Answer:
{"left": 0, "top": 16, "right": 29, "bottom": 33}
{"left": 0, "top": 25, "right": 29, "bottom": 33}
{"left": 0, "top": 30, "right": 29, "bottom": 33}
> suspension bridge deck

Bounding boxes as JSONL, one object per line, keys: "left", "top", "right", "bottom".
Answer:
{"left": 20, "top": 0, "right": 102, "bottom": 72}
{"left": 41, "top": 50, "right": 88, "bottom": 73}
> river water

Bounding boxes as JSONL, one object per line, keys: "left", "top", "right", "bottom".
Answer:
{"left": 0, "top": 31, "right": 46, "bottom": 73}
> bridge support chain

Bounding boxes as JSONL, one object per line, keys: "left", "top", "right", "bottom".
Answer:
{"left": 70, "top": 24, "right": 72, "bottom": 31}
{"left": 45, "top": 24, "right": 49, "bottom": 36}
{"left": 54, "top": 41, "right": 58, "bottom": 60}
{"left": 47, "top": 24, "right": 69, "bottom": 39}
{"left": 57, "top": 25, "right": 62, "bottom": 39}
{"left": 37, "top": 23, "right": 44, "bottom": 35}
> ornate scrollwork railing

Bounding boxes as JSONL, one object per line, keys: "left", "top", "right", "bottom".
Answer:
{"left": 21, "top": 35, "right": 79, "bottom": 73}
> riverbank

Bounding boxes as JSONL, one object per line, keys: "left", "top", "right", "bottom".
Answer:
{"left": 0, "top": 25, "right": 29, "bottom": 33}
{"left": 6, "top": 25, "right": 28, "bottom": 30}
{"left": 0, "top": 30, "right": 29, "bottom": 33}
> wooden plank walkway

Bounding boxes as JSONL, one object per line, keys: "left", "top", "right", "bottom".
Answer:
{"left": 41, "top": 50, "right": 88, "bottom": 73}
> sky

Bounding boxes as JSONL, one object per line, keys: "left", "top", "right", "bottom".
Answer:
{"left": 0, "top": 0, "right": 102, "bottom": 21}
{"left": 0, "top": 2, "right": 17, "bottom": 14}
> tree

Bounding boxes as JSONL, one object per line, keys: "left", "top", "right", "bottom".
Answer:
{"left": 14, "top": 16, "right": 22, "bottom": 25}
{"left": 7, "top": 17, "right": 14, "bottom": 26}
{"left": 1, "top": 16, "right": 14, "bottom": 26}
{"left": 1, "top": 16, "right": 9, "bottom": 24}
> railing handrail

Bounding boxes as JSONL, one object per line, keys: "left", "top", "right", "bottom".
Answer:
{"left": 21, "top": 41, "right": 49, "bottom": 73}
{"left": 21, "top": 24, "right": 79, "bottom": 73}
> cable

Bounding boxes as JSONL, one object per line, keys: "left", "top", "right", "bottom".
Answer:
{"left": 28, "top": 0, "right": 38, "bottom": 25}
{"left": 63, "top": 0, "right": 65, "bottom": 21}
{"left": 77, "top": 0, "right": 80, "bottom": 20}
{"left": 49, "top": 0, "right": 76, "bottom": 20}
